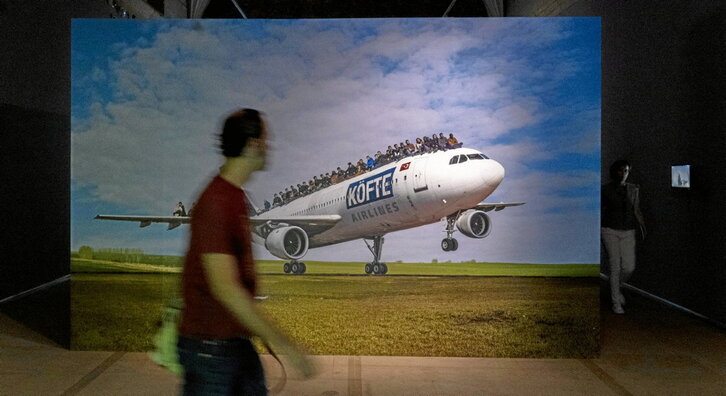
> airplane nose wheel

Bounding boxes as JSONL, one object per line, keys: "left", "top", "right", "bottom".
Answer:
{"left": 441, "top": 238, "right": 458, "bottom": 251}
{"left": 442, "top": 213, "right": 460, "bottom": 252}
{"left": 284, "top": 261, "right": 306, "bottom": 274}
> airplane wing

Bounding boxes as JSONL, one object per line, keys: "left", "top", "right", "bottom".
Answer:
{"left": 472, "top": 202, "right": 525, "bottom": 212}
{"left": 251, "top": 214, "right": 342, "bottom": 236}
{"left": 95, "top": 213, "right": 342, "bottom": 236}
{"left": 95, "top": 215, "right": 190, "bottom": 230}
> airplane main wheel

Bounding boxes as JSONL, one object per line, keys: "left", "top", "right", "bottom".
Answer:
{"left": 365, "top": 263, "right": 373, "bottom": 274}
{"left": 451, "top": 238, "right": 459, "bottom": 251}
{"left": 441, "top": 238, "right": 452, "bottom": 251}
{"left": 381, "top": 263, "right": 388, "bottom": 274}
{"left": 299, "top": 262, "right": 307, "bottom": 274}
{"left": 283, "top": 263, "right": 291, "bottom": 273}
{"left": 372, "top": 263, "right": 381, "bottom": 275}
{"left": 291, "top": 262, "right": 300, "bottom": 274}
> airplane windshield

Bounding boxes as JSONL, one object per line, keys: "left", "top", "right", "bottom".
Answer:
{"left": 449, "top": 153, "right": 490, "bottom": 164}
{"left": 467, "top": 154, "right": 488, "bottom": 160}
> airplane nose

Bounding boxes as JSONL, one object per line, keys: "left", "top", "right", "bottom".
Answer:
{"left": 482, "top": 159, "right": 505, "bottom": 189}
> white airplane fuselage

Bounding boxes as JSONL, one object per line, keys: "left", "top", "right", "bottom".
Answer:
{"left": 254, "top": 147, "right": 505, "bottom": 248}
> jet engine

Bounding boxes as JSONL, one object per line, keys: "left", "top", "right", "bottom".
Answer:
{"left": 264, "top": 226, "right": 309, "bottom": 260}
{"left": 455, "top": 210, "right": 492, "bottom": 239}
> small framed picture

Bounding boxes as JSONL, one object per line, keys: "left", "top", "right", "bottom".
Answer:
{"left": 671, "top": 165, "right": 691, "bottom": 188}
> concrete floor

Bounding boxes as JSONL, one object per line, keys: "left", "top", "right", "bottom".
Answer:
{"left": 1, "top": 286, "right": 724, "bottom": 396}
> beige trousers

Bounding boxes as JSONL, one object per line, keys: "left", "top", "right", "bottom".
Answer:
{"left": 601, "top": 227, "right": 636, "bottom": 304}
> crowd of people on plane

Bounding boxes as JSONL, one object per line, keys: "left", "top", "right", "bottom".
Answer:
{"left": 260, "top": 132, "right": 463, "bottom": 211}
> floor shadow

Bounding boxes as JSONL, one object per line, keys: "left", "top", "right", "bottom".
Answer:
{"left": 0, "top": 280, "right": 70, "bottom": 348}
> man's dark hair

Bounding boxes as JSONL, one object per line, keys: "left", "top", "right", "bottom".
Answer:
{"left": 609, "top": 159, "right": 631, "bottom": 180}
{"left": 219, "top": 108, "right": 262, "bottom": 157}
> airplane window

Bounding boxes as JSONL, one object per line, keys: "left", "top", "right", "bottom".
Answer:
{"left": 449, "top": 156, "right": 458, "bottom": 165}
{"left": 459, "top": 155, "right": 468, "bottom": 163}
{"left": 467, "top": 154, "right": 485, "bottom": 160}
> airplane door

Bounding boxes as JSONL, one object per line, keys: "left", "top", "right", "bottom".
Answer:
{"left": 411, "top": 157, "right": 428, "bottom": 192}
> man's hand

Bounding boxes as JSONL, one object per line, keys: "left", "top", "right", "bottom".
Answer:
{"left": 277, "top": 343, "right": 316, "bottom": 379}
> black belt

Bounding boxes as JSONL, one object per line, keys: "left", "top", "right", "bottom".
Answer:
{"left": 178, "top": 336, "right": 253, "bottom": 356}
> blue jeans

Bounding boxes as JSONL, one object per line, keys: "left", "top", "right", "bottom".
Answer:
{"left": 177, "top": 336, "right": 267, "bottom": 396}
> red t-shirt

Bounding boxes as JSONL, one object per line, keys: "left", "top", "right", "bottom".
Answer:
{"left": 179, "top": 175, "right": 257, "bottom": 338}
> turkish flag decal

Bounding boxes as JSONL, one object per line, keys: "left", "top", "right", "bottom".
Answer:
{"left": 400, "top": 162, "right": 411, "bottom": 171}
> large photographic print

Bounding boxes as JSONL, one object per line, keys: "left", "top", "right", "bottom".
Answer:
{"left": 71, "top": 18, "right": 601, "bottom": 357}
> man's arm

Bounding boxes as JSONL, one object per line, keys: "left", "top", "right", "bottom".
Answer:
{"left": 202, "top": 253, "right": 314, "bottom": 377}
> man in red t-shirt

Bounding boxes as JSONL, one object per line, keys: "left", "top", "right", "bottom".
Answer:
{"left": 177, "top": 109, "right": 313, "bottom": 395}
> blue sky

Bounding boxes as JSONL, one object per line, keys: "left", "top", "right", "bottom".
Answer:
{"left": 71, "top": 18, "right": 601, "bottom": 264}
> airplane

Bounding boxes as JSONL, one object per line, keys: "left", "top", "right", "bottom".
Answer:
{"left": 95, "top": 146, "right": 523, "bottom": 275}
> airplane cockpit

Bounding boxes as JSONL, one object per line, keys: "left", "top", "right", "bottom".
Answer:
{"left": 448, "top": 153, "right": 489, "bottom": 165}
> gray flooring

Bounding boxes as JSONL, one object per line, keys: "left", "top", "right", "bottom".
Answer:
{"left": 1, "top": 286, "right": 724, "bottom": 395}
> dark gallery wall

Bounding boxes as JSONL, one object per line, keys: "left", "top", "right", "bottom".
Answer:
{"left": 598, "top": 1, "right": 725, "bottom": 325}
{"left": 0, "top": 1, "right": 109, "bottom": 346}
{"left": 510, "top": 0, "right": 726, "bottom": 325}
{"left": 1, "top": 104, "right": 68, "bottom": 296}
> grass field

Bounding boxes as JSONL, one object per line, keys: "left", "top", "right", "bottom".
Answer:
{"left": 71, "top": 272, "right": 599, "bottom": 358}
{"left": 72, "top": 258, "right": 599, "bottom": 277}
{"left": 72, "top": 259, "right": 180, "bottom": 273}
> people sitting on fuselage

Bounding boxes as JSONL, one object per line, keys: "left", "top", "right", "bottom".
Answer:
{"left": 415, "top": 137, "right": 425, "bottom": 154}
{"left": 438, "top": 133, "right": 449, "bottom": 150}
{"left": 344, "top": 162, "right": 356, "bottom": 178}
{"left": 366, "top": 155, "right": 375, "bottom": 170}
{"left": 405, "top": 140, "right": 416, "bottom": 154}
{"left": 356, "top": 159, "right": 366, "bottom": 175}
{"left": 267, "top": 132, "right": 464, "bottom": 207}
{"left": 447, "top": 133, "right": 461, "bottom": 149}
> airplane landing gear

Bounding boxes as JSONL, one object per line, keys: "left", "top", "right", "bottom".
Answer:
{"left": 283, "top": 260, "right": 306, "bottom": 275}
{"left": 441, "top": 237, "right": 458, "bottom": 251}
{"left": 364, "top": 236, "right": 388, "bottom": 275}
{"left": 365, "top": 262, "right": 388, "bottom": 275}
{"left": 442, "top": 212, "right": 460, "bottom": 252}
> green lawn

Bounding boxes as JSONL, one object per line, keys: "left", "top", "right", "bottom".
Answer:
{"left": 72, "top": 258, "right": 598, "bottom": 277}
{"left": 258, "top": 260, "right": 599, "bottom": 277}
{"left": 71, "top": 273, "right": 599, "bottom": 358}
{"left": 72, "top": 259, "right": 180, "bottom": 273}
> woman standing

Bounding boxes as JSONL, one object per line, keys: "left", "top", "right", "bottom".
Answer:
{"left": 601, "top": 160, "right": 646, "bottom": 314}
